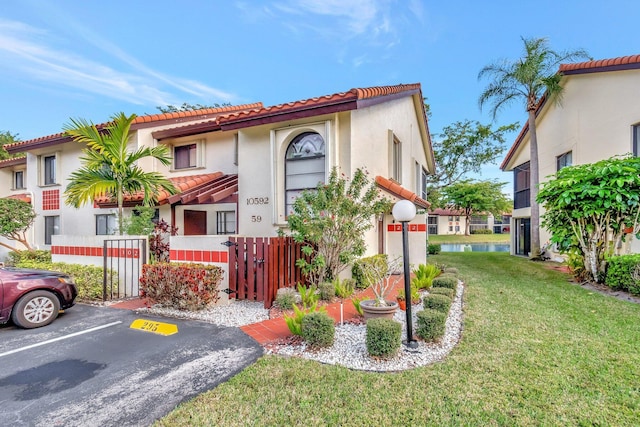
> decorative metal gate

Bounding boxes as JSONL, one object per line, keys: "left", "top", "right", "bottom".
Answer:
{"left": 103, "top": 238, "right": 147, "bottom": 301}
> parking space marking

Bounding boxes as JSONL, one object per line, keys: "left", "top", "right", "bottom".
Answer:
{"left": 0, "top": 321, "right": 123, "bottom": 358}
{"left": 130, "top": 319, "right": 178, "bottom": 336}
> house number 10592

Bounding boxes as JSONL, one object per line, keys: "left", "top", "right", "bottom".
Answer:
{"left": 246, "top": 197, "right": 269, "bottom": 205}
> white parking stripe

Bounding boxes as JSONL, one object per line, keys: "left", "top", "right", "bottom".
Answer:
{"left": 0, "top": 321, "right": 123, "bottom": 358}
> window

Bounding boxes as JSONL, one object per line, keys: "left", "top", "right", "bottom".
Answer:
{"left": 216, "top": 211, "right": 236, "bottom": 234}
{"left": 633, "top": 125, "right": 640, "bottom": 156}
{"left": 43, "top": 154, "right": 56, "bottom": 185}
{"left": 285, "top": 132, "right": 325, "bottom": 215}
{"left": 392, "top": 134, "right": 402, "bottom": 182}
{"left": 174, "top": 143, "right": 197, "bottom": 169}
{"left": 14, "top": 170, "right": 24, "bottom": 189}
{"left": 556, "top": 151, "right": 572, "bottom": 171}
{"left": 428, "top": 215, "right": 438, "bottom": 235}
{"left": 514, "top": 162, "right": 530, "bottom": 209}
{"left": 44, "top": 216, "right": 59, "bottom": 245}
{"left": 421, "top": 167, "right": 428, "bottom": 200}
{"left": 96, "top": 214, "right": 117, "bottom": 235}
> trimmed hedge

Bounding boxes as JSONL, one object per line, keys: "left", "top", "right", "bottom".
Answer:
{"left": 140, "top": 262, "right": 222, "bottom": 310}
{"left": 470, "top": 229, "right": 493, "bottom": 234}
{"left": 605, "top": 254, "right": 640, "bottom": 295}
{"left": 302, "top": 311, "right": 335, "bottom": 348}
{"left": 366, "top": 317, "right": 401, "bottom": 358}
{"left": 416, "top": 309, "right": 446, "bottom": 341}
{"left": 6, "top": 250, "right": 52, "bottom": 266}
{"left": 432, "top": 276, "right": 458, "bottom": 290}
{"left": 427, "top": 243, "right": 441, "bottom": 255}
{"left": 12, "top": 259, "right": 115, "bottom": 301}
{"left": 423, "top": 294, "right": 452, "bottom": 313}
{"left": 429, "top": 287, "right": 455, "bottom": 299}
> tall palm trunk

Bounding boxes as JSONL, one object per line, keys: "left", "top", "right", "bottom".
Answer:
{"left": 528, "top": 110, "right": 541, "bottom": 258}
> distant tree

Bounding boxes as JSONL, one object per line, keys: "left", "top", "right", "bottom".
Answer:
{"left": 478, "top": 36, "right": 590, "bottom": 257}
{"left": 0, "top": 130, "right": 21, "bottom": 160}
{"left": 427, "top": 120, "right": 518, "bottom": 207}
{"left": 537, "top": 156, "right": 640, "bottom": 283}
{"left": 156, "top": 102, "right": 232, "bottom": 113}
{"left": 63, "top": 112, "right": 177, "bottom": 235}
{"left": 443, "top": 180, "right": 511, "bottom": 236}
{"left": 0, "top": 199, "right": 36, "bottom": 251}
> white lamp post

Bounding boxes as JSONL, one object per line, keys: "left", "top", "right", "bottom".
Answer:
{"left": 392, "top": 200, "right": 418, "bottom": 348}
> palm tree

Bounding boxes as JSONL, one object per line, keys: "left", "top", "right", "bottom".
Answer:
{"left": 64, "top": 112, "right": 177, "bottom": 234}
{"left": 478, "top": 37, "right": 589, "bottom": 257}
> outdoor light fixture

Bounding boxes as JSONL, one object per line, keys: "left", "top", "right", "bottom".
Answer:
{"left": 392, "top": 199, "right": 418, "bottom": 348}
{"left": 221, "top": 240, "right": 237, "bottom": 247}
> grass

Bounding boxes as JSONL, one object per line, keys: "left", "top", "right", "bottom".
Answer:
{"left": 156, "top": 253, "right": 640, "bottom": 426}
{"left": 429, "top": 233, "right": 510, "bottom": 244}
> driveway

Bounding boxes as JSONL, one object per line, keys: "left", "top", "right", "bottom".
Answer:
{"left": 0, "top": 304, "right": 263, "bottom": 426}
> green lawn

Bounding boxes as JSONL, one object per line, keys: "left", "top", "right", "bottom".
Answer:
{"left": 429, "top": 233, "right": 510, "bottom": 244}
{"left": 156, "top": 253, "right": 640, "bottom": 426}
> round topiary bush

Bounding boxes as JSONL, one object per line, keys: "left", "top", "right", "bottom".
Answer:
{"left": 318, "top": 281, "right": 336, "bottom": 301}
{"left": 423, "top": 294, "right": 452, "bottom": 313}
{"left": 275, "top": 287, "right": 298, "bottom": 310}
{"left": 432, "top": 275, "right": 458, "bottom": 290}
{"left": 302, "top": 312, "right": 335, "bottom": 348}
{"left": 366, "top": 318, "right": 401, "bottom": 358}
{"left": 429, "top": 286, "right": 455, "bottom": 299}
{"left": 416, "top": 309, "right": 446, "bottom": 341}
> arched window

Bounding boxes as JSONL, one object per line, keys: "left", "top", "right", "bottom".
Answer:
{"left": 285, "top": 132, "right": 325, "bottom": 215}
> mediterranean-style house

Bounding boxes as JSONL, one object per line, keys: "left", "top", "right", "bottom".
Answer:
{"left": 427, "top": 209, "right": 511, "bottom": 235}
{"left": 500, "top": 54, "right": 640, "bottom": 256}
{"left": 3, "top": 83, "right": 435, "bottom": 299}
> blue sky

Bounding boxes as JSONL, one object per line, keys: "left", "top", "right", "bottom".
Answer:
{"left": 1, "top": 0, "right": 639, "bottom": 185}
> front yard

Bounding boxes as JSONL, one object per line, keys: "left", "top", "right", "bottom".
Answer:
{"left": 156, "top": 253, "right": 639, "bottom": 426}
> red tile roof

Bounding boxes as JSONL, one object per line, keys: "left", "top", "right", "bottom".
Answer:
{"left": 4, "top": 103, "right": 263, "bottom": 153}
{"left": 502, "top": 53, "right": 640, "bottom": 170}
{"left": 95, "top": 172, "right": 231, "bottom": 207}
{"left": 6, "top": 193, "right": 32, "bottom": 203}
{"left": 0, "top": 156, "right": 26, "bottom": 168}
{"left": 429, "top": 208, "right": 463, "bottom": 216}
{"left": 375, "top": 175, "right": 430, "bottom": 209}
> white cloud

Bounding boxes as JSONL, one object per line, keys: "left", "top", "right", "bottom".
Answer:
{"left": 0, "top": 18, "right": 235, "bottom": 106}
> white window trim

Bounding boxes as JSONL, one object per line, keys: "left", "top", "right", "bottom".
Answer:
{"left": 38, "top": 152, "right": 60, "bottom": 187}
{"left": 170, "top": 139, "right": 205, "bottom": 171}
{"left": 12, "top": 168, "right": 26, "bottom": 190}
{"left": 389, "top": 130, "right": 402, "bottom": 183}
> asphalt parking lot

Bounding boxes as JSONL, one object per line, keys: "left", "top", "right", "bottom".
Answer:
{"left": 0, "top": 303, "right": 263, "bottom": 427}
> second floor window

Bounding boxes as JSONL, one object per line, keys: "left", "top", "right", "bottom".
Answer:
{"left": 174, "top": 143, "right": 197, "bottom": 169}
{"left": 285, "top": 132, "right": 325, "bottom": 215}
{"left": 392, "top": 135, "right": 402, "bottom": 182}
{"left": 14, "top": 170, "right": 24, "bottom": 189}
{"left": 43, "top": 155, "right": 56, "bottom": 185}
{"left": 514, "top": 162, "right": 530, "bottom": 209}
{"left": 556, "top": 151, "right": 572, "bottom": 171}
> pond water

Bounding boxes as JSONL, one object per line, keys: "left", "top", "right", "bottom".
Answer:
{"left": 440, "top": 243, "right": 510, "bottom": 252}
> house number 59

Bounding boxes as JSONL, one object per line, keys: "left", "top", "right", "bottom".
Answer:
{"left": 251, "top": 215, "right": 262, "bottom": 222}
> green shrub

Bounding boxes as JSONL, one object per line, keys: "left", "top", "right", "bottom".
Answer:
{"left": 275, "top": 287, "right": 297, "bottom": 310}
{"left": 297, "top": 283, "right": 319, "bottom": 306}
{"left": 351, "top": 296, "right": 364, "bottom": 316}
{"left": 284, "top": 301, "right": 326, "bottom": 336}
{"left": 352, "top": 254, "right": 388, "bottom": 289}
{"left": 423, "top": 294, "right": 452, "bottom": 313}
{"left": 429, "top": 287, "right": 455, "bottom": 299}
{"left": 139, "top": 263, "right": 222, "bottom": 310}
{"left": 318, "top": 281, "right": 336, "bottom": 301}
{"left": 416, "top": 309, "right": 446, "bottom": 341}
{"left": 6, "top": 250, "right": 52, "bottom": 266}
{"left": 302, "top": 312, "right": 335, "bottom": 348}
{"left": 334, "top": 278, "right": 355, "bottom": 298}
{"left": 366, "top": 318, "right": 401, "bottom": 358}
{"left": 427, "top": 243, "right": 441, "bottom": 255}
{"left": 411, "top": 263, "right": 441, "bottom": 290}
{"left": 605, "top": 254, "right": 640, "bottom": 295}
{"left": 432, "top": 276, "right": 458, "bottom": 289}
{"left": 471, "top": 229, "right": 493, "bottom": 234}
{"left": 443, "top": 267, "right": 459, "bottom": 276}
{"left": 12, "top": 260, "right": 114, "bottom": 301}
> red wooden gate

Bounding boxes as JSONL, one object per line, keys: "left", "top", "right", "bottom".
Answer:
{"left": 228, "top": 236, "right": 310, "bottom": 308}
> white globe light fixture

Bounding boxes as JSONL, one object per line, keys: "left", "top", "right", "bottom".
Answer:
{"left": 392, "top": 199, "right": 418, "bottom": 348}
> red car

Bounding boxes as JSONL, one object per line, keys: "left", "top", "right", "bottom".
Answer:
{"left": 0, "top": 267, "right": 78, "bottom": 329}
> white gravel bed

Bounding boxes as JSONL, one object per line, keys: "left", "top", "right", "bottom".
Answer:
{"left": 137, "top": 284, "right": 464, "bottom": 372}
{"left": 135, "top": 299, "right": 270, "bottom": 327}
{"left": 267, "top": 283, "right": 464, "bottom": 372}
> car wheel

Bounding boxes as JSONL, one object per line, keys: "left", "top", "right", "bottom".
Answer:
{"left": 11, "top": 290, "right": 61, "bottom": 329}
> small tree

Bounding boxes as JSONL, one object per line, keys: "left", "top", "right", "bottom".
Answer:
{"left": 443, "top": 180, "right": 511, "bottom": 236}
{"left": 0, "top": 130, "right": 22, "bottom": 160}
{"left": 0, "top": 199, "right": 36, "bottom": 251}
{"left": 287, "top": 168, "right": 391, "bottom": 285}
{"left": 537, "top": 156, "right": 640, "bottom": 283}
